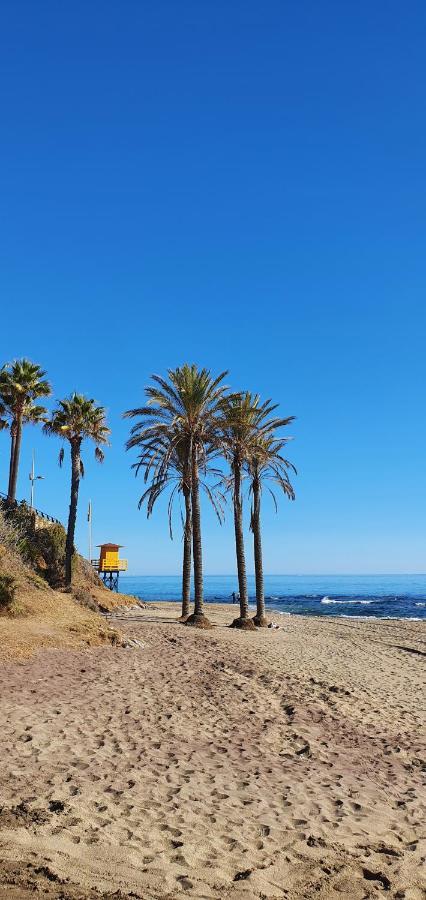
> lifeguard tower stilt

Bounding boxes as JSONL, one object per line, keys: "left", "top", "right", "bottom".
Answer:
{"left": 92, "top": 543, "right": 128, "bottom": 592}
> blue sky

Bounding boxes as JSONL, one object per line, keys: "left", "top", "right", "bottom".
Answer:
{"left": 1, "top": 1, "right": 425, "bottom": 574}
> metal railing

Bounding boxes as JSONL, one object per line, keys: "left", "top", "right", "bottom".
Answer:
{"left": 0, "top": 492, "right": 61, "bottom": 525}
{"left": 91, "top": 558, "right": 128, "bottom": 572}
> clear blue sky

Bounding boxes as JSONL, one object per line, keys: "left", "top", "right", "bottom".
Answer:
{"left": 1, "top": 1, "right": 425, "bottom": 574}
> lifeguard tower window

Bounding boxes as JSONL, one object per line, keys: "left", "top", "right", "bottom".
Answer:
{"left": 91, "top": 543, "right": 128, "bottom": 591}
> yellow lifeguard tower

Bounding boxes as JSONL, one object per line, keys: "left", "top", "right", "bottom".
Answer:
{"left": 92, "top": 543, "right": 128, "bottom": 591}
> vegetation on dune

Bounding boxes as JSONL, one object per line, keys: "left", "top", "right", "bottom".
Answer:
{"left": 0, "top": 504, "right": 59, "bottom": 609}
{"left": 0, "top": 505, "right": 122, "bottom": 658}
{"left": 0, "top": 504, "right": 35, "bottom": 617}
{"left": 0, "top": 573, "right": 17, "bottom": 612}
{"left": 1, "top": 501, "right": 69, "bottom": 587}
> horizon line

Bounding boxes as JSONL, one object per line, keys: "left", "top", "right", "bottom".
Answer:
{"left": 120, "top": 572, "right": 426, "bottom": 578}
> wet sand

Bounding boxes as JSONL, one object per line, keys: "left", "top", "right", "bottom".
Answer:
{"left": 0, "top": 603, "right": 424, "bottom": 899}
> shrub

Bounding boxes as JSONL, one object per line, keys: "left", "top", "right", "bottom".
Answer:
{"left": 0, "top": 505, "right": 68, "bottom": 588}
{"left": 0, "top": 501, "right": 34, "bottom": 539}
{"left": 0, "top": 505, "right": 27, "bottom": 555}
{"left": 0, "top": 574, "right": 16, "bottom": 610}
{"left": 73, "top": 587, "right": 100, "bottom": 613}
{"left": 75, "top": 554, "right": 103, "bottom": 587}
{"left": 24, "top": 524, "right": 68, "bottom": 588}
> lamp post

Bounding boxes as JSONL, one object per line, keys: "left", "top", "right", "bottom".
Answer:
{"left": 29, "top": 451, "right": 44, "bottom": 509}
{"left": 88, "top": 499, "right": 92, "bottom": 562}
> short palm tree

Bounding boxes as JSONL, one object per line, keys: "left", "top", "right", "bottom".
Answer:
{"left": 124, "top": 364, "right": 228, "bottom": 627}
{"left": 129, "top": 433, "right": 224, "bottom": 621}
{"left": 0, "top": 360, "right": 51, "bottom": 503}
{"left": 44, "top": 394, "right": 110, "bottom": 586}
{"left": 249, "top": 434, "right": 296, "bottom": 626}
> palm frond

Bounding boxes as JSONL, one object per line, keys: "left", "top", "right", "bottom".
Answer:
{"left": 125, "top": 364, "right": 230, "bottom": 540}
{"left": 0, "top": 359, "right": 51, "bottom": 426}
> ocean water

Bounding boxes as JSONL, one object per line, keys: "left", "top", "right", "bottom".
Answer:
{"left": 120, "top": 574, "right": 426, "bottom": 620}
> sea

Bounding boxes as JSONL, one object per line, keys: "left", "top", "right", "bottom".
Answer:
{"left": 120, "top": 574, "right": 426, "bottom": 621}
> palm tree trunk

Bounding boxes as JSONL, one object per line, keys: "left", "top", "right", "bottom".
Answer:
{"left": 252, "top": 474, "right": 267, "bottom": 626}
{"left": 185, "top": 451, "right": 211, "bottom": 627}
{"left": 8, "top": 415, "right": 22, "bottom": 504}
{"left": 231, "top": 458, "right": 256, "bottom": 630}
{"left": 7, "top": 422, "right": 17, "bottom": 503}
{"left": 180, "top": 484, "right": 192, "bottom": 620}
{"left": 65, "top": 440, "right": 81, "bottom": 586}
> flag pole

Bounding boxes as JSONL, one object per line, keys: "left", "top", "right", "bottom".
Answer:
{"left": 30, "top": 451, "right": 35, "bottom": 508}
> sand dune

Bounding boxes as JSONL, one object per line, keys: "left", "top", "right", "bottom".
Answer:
{"left": 0, "top": 604, "right": 424, "bottom": 899}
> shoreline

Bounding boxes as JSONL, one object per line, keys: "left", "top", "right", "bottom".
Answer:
{"left": 110, "top": 596, "right": 426, "bottom": 623}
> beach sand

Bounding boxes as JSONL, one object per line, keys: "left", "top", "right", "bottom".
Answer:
{"left": 0, "top": 603, "right": 424, "bottom": 899}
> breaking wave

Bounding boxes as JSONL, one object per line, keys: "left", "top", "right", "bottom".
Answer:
{"left": 321, "top": 596, "right": 373, "bottom": 605}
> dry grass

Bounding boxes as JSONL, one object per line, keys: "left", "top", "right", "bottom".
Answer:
{"left": 92, "top": 587, "right": 141, "bottom": 611}
{"left": 0, "top": 582, "right": 123, "bottom": 662}
{"left": 0, "top": 507, "right": 134, "bottom": 662}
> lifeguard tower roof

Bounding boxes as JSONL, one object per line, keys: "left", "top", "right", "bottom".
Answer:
{"left": 96, "top": 543, "right": 124, "bottom": 549}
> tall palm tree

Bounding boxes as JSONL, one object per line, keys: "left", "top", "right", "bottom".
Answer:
{"left": 44, "top": 394, "right": 110, "bottom": 586}
{"left": 0, "top": 359, "right": 51, "bottom": 503}
{"left": 218, "top": 393, "right": 266, "bottom": 630}
{"left": 219, "top": 393, "right": 295, "bottom": 628}
{"left": 124, "top": 364, "right": 228, "bottom": 627}
{"left": 129, "top": 434, "right": 224, "bottom": 621}
{"left": 249, "top": 435, "right": 296, "bottom": 626}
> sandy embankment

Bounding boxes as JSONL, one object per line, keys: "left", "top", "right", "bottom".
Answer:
{"left": 0, "top": 603, "right": 424, "bottom": 899}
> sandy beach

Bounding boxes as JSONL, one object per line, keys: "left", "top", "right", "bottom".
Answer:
{"left": 0, "top": 603, "right": 424, "bottom": 899}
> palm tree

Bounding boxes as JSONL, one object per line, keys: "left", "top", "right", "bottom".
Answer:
{"left": 0, "top": 359, "right": 51, "bottom": 504}
{"left": 124, "top": 364, "right": 228, "bottom": 627}
{"left": 44, "top": 394, "right": 110, "bottom": 586}
{"left": 129, "top": 434, "right": 224, "bottom": 621}
{"left": 219, "top": 393, "right": 295, "bottom": 628}
{"left": 249, "top": 435, "right": 296, "bottom": 626}
{"left": 218, "top": 392, "right": 266, "bottom": 630}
